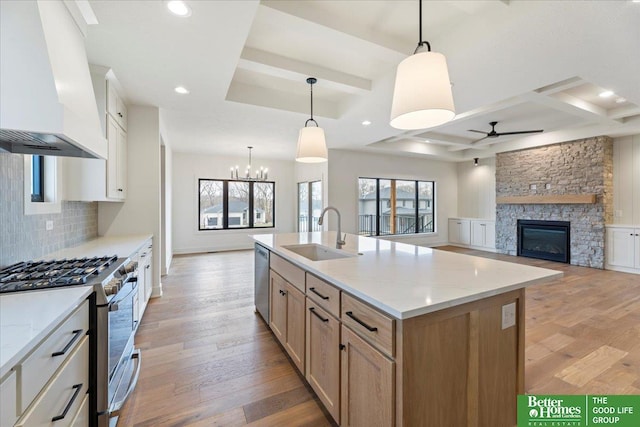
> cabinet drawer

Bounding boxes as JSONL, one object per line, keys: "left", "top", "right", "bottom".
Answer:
{"left": 306, "top": 274, "right": 340, "bottom": 318}
{"left": 1, "top": 370, "right": 18, "bottom": 427}
{"left": 16, "top": 336, "right": 89, "bottom": 427}
{"left": 20, "top": 301, "right": 88, "bottom": 411}
{"left": 270, "top": 253, "right": 305, "bottom": 292}
{"left": 341, "top": 293, "right": 395, "bottom": 358}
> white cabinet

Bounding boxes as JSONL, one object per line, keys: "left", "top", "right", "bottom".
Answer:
{"left": 1, "top": 371, "right": 17, "bottom": 427}
{"left": 106, "top": 116, "right": 127, "bottom": 200}
{"left": 448, "top": 218, "right": 471, "bottom": 245}
{"left": 107, "top": 79, "right": 127, "bottom": 130}
{"left": 7, "top": 300, "right": 90, "bottom": 427}
{"left": 470, "top": 220, "right": 496, "bottom": 249}
{"left": 138, "top": 240, "right": 153, "bottom": 320}
{"left": 63, "top": 69, "right": 127, "bottom": 202}
{"left": 606, "top": 226, "right": 640, "bottom": 274}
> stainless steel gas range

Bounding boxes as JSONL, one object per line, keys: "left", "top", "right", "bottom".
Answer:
{"left": 0, "top": 255, "right": 141, "bottom": 427}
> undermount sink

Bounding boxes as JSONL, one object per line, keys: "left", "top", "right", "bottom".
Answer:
{"left": 282, "top": 243, "right": 357, "bottom": 261}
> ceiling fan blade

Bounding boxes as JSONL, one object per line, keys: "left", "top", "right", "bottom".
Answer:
{"left": 495, "top": 129, "right": 544, "bottom": 136}
{"left": 467, "top": 129, "right": 488, "bottom": 134}
{"left": 470, "top": 136, "right": 489, "bottom": 144}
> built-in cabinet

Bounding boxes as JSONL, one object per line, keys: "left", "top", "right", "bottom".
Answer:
{"left": 2, "top": 300, "right": 89, "bottom": 427}
{"left": 263, "top": 248, "right": 523, "bottom": 426}
{"left": 605, "top": 225, "right": 640, "bottom": 274}
{"left": 64, "top": 68, "right": 128, "bottom": 202}
{"left": 449, "top": 217, "right": 496, "bottom": 251}
{"left": 135, "top": 238, "right": 153, "bottom": 327}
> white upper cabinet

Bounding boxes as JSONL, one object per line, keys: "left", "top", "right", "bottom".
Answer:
{"left": 63, "top": 68, "right": 128, "bottom": 202}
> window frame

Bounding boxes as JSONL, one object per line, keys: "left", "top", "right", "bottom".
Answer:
{"left": 31, "top": 155, "right": 44, "bottom": 202}
{"left": 358, "top": 177, "right": 436, "bottom": 237}
{"left": 297, "top": 180, "right": 322, "bottom": 232}
{"left": 198, "top": 178, "right": 276, "bottom": 231}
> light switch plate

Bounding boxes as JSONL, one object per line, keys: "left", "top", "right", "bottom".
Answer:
{"left": 502, "top": 302, "right": 516, "bottom": 330}
{"left": 46, "top": 220, "right": 53, "bottom": 231}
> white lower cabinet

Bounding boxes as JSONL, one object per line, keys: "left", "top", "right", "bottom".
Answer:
{"left": 4, "top": 299, "right": 90, "bottom": 427}
{"left": 15, "top": 337, "right": 89, "bottom": 427}
{"left": 137, "top": 239, "right": 153, "bottom": 321}
{"left": 1, "top": 371, "right": 17, "bottom": 427}
{"left": 448, "top": 218, "right": 470, "bottom": 245}
{"left": 470, "top": 220, "right": 496, "bottom": 250}
{"left": 605, "top": 226, "right": 640, "bottom": 274}
{"left": 449, "top": 218, "right": 496, "bottom": 251}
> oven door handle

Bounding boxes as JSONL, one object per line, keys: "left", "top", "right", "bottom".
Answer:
{"left": 109, "top": 349, "right": 142, "bottom": 417}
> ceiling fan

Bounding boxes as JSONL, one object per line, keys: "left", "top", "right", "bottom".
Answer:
{"left": 468, "top": 121, "right": 543, "bottom": 144}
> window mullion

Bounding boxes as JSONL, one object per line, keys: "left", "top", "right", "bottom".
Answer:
{"left": 248, "top": 182, "right": 255, "bottom": 228}
{"left": 223, "top": 180, "right": 229, "bottom": 229}
{"left": 415, "top": 180, "right": 419, "bottom": 234}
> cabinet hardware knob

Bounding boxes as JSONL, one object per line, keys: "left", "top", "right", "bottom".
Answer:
{"left": 118, "top": 188, "right": 123, "bottom": 192}
{"left": 309, "top": 287, "right": 329, "bottom": 300}
{"left": 339, "top": 344, "right": 346, "bottom": 351}
{"left": 309, "top": 307, "right": 329, "bottom": 322}
{"left": 345, "top": 311, "right": 378, "bottom": 332}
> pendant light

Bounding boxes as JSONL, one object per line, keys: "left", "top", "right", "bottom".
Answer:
{"left": 296, "top": 77, "right": 328, "bottom": 163}
{"left": 390, "top": 0, "right": 455, "bottom": 130}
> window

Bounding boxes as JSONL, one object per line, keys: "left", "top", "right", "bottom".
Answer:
{"left": 199, "top": 179, "right": 275, "bottom": 231}
{"left": 358, "top": 178, "right": 435, "bottom": 236}
{"left": 31, "top": 155, "right": 44, "bottom": 202}
{"left": 298, "top": 181, "right": 323, "bottom": 232}
{"left": 23, "top": 155, "right": 61, "bottom": 215}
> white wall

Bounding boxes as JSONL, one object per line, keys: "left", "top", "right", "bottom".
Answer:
{"left": 613, "top": 134, "right": 640, "bottom": 225}
{"left": 172, "top": 152, "right": 296, "bottom": 254}
{"left": 456, "top": 157, "right": 496, "bottom": 220}
{"left": 99, "top": 105, "right": 162, "bottom": 296}
{"left": 327, "top": 149, "right": 458, "bottom": 246}
{"left": 161, "top": 142, "right": 173, "bottom": 275}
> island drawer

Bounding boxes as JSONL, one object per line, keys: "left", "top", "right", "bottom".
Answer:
{"left": 341, "top": 293, "right": 395, "bottom": 358}
{"left": 19, "top": 300, "right": 88, "bottom": 411}
{"left": 306, "top": 274, "right": 340, "bottom": 318}
{"left": 1, "top": 371, "right": 17, "bottom": 427}
{"left": 270, "top": 253, "right": 305, "bottom": 292}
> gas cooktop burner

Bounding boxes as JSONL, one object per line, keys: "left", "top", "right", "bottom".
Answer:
{"left": 0, "top": 255, "right": 119, "bottom": 293}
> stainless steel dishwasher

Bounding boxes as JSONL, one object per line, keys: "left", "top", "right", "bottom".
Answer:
{"left": 254, "top": 243, "right": 270, "bottom": 323}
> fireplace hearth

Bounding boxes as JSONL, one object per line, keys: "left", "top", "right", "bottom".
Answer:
{"left": 517, "top": 220, "right": 570, "bottom": 263}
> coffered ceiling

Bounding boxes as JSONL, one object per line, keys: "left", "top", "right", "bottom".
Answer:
{"left": 85, "top": 0, "right": 640, "bottom": 161}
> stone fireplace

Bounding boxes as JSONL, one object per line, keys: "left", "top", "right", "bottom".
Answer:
{"left": 495, "top": 136, "right": 613, "bottom": 268}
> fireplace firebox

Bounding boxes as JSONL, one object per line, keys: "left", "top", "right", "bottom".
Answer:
{"left": 517, "top": 220, "right": 570, "bottom": 263}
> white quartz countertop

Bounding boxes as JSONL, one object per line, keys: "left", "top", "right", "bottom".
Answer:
{"left": 253, "top": 232, "right": 563, "bottom": 319}
{"left": 41, "top": 234, "right": 153, "bottom": 260}
{"left": 0, "top": 287, "right": 92, "bottom": 378}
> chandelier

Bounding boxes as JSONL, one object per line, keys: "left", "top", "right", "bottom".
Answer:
{"left": 231, "top": 146, "right": 268, "bottom": 181}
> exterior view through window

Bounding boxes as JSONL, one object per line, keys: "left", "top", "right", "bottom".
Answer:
{"left": 298, "top": 181, "right": 322, "bottom": 232}
{"left": 199, "top": 179, "right": 275, "bottom": 230}
{"left": 358, "top": 178, "right": 434, "bottom": 236}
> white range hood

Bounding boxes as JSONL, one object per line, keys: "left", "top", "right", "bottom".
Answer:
{"left": 0, "top": 0, "right": 107, "bottom": 159}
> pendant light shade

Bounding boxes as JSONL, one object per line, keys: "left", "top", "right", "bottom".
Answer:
{"left": 296, "top": 77, "right": 328, "bottom": 163}
{"left": 297, "top": 126, "right": 327, "bottom": 163}
{"left": 390, "top": 0, "right": 456, "bottom": 130}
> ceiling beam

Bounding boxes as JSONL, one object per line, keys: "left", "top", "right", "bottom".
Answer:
{"left": 521, "top": 91, "right": 621, "bottom": 127}
{"left": 238, "top": 47, "right": 371, "bottom": 95}
{"left": 609, "top": 104, "right": 640, "bottom": 120}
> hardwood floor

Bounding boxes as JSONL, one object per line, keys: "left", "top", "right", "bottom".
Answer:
{"left": 118, "top": 247, "right": 640, "bottom": 426}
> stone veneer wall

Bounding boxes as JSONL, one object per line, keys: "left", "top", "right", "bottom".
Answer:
{"left": 495, "top": 136, "right": 613, "bottom": 268}
{"left": 0, "top": 152, "right": 98, "bottom": 268}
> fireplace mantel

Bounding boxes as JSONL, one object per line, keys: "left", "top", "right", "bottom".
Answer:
{"left": 496, "top": 194, "right": 596, "bottom": 205}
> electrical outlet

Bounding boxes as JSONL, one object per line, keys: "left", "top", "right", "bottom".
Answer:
{"left": 545, "top": 183, "right": 551, "bottom": 189}
{"left": 530, "top": 184, "right": 537, "bottom": 190}
{"left": 502, "top": 302, "right": 516, "bottom": 330}
{"left": 46, "top": 220, "right": 53, "bottom": 231}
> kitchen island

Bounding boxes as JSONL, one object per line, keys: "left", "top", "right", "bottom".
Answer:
{"left": 253, "top": 231, "right": 562, "bottom": 427}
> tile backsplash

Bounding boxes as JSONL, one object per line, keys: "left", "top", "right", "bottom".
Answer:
{"left": 1, "top": 152, "right": 98, "bottom": 268}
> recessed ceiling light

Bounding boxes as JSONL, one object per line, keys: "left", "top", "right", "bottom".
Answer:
{"left": 361, "top": 120, "right": 372, "bottom": 126}
{"left": 615, "top": 97, "right": 627, "bottom": 104}
{"left": 174, "top": 86, "right": 190, "bottom": 94}
{"left": 166, "top": 1, "right": 192, "bottom": 17}
{"left": 424, "top": 139, "right": 430, "bottom": 143}
{"left": 598, "top": 90, "right": 614, "bottom": 98}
